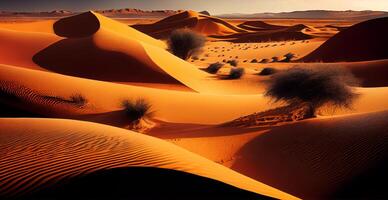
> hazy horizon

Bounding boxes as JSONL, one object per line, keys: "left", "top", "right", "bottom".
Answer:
{"left": 0, "top": 0, "right": 387, "bottom": 15}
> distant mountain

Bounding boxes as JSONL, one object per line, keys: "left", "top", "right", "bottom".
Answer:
{"left": 95, "top": 8, "right": 182, "bottom": 18}
{"left": 217, "top": 10, "right": 388, "bottom": 20}
{"left": 0, "top": 8, "right": 182, "bottom": 18}
{"left": 0, "top": 10, "right": 73, "bottom": 17}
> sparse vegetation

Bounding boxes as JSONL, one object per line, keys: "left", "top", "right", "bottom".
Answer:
{"left": 167, "top": 29, "right": 205, "bottom": 60}
{"left": 265, "top": 67, "right": 359, "bottom": 117}
{"left": 227, "top": 59, "right": 238, "bottom": 67}
{"left": 258, "top": 67, "right": 277, "bottom": 76}
{"left": 205, "top": 62, "right": 224, "bottom": 74}
{"left": 226, "top": 67, "right": 245, "bottom": 79}
{"left": 271, "top": 56, "right": 279, "bottom": 62}
{"left": 69, "top": 93, "right": 88, "bottom": 107}
{"left": 281, "top": 53, "right": 295, "bottom": 62}
{"left": 122, "top": 98, "right": 153, "bottom": 123}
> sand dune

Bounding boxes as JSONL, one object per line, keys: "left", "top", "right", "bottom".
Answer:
{"left": 0, "top": 12, "right": 268, "bottom": 94}
{"left": 153, "top": 111, "right": 388, "bottom": 199}
{"left": 301, "top": 17, "right": 388, "bottom": 62}
{"left": 2, "top": 62, "right": 388, "bottom": 125}
{"left": 0, "top": 118, "right": 297, "bottom": 199}
{"left": 210, "top": 22, "right": 313, "bottom": 43}
{"left": 237, "top": 21, "right": 287, "bottom": 31}
{"left": 232, "top": 110, "right": 388, "bottom": 198}
{"left": 0, "top": 28, "right": 59, "bottom": 68}
{"left": 0, "top": 64, "right": 270, "bottom": 124}
{"left": 132, "top": 10, "right": 245, "bottom": 39}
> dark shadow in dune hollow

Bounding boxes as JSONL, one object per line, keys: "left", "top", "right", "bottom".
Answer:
{"left": 32, "top": 37, "right": 182, "bottom": 84}
{"left": 17, "top": 167, "right": 272, "bottom": 200}
{"left": 231, "top": 111, "right": 388, "bottom": 199}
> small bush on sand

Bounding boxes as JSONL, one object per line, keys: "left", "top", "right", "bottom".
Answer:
{"left": 251, "top": 59, "right": 258, "bottom": 63}
{"left": 227, "top": 67, "right": 245, "bottom": 79}
{"left": 70, "top": 94, "right": 88, "bottom": 107}
{"left": 167, "top": 29, "right": 205, "bottom": 60}
{"left": 281, "top": 53, "right": 295, "bottom": 62}
{"left": 205, "top": 62, "right": 224, "bottom": 74}
{"left": 122, "top": 98, "right": 153, "bottom": 123}
{"left": 258, "top": 67, "right": 277, "bottom": 76}
{"left": 265, "top": 67, "right": 359, "bottom": 117}
{"left": 227, "top": 59, "right": 238, "bottom": 67}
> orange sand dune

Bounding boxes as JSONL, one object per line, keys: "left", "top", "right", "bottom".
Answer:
{"left": 132, "top": 10, "right": 246, "bottom": 38}
{"left": 1, "top": 63, "right": 388, "bottom": 125}
{"left": 232, "top": 110, "right": 388, "bottom": 198}
{"left": 0, "top": 12, "right": 268, "bottom": 94}
{"left": 0, "top": 20, "right": 56, "bottom": 34}
{"left": 211, "top": 24, "right": 313, "bottom": 43}
{"left": 342, "top": 59, "right": 388, "bottom": 87}
{"left": 0, "top": 118, "right": 297, "bottom": 199}
{"left": 301, "top": 17, "right": 388, "bottom": 62}
{"left": 152, "top": 111, "right": 388, "bottom": 199}
{"left": 0, "top": 64, "right": 268, "bottom": 124}
{"left": 0, "top": 28, "right": 59, "bottom": 68}
{"left": 237, "top": 21, "right": 288, "bottom": 31}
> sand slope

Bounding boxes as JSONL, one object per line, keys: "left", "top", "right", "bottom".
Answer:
{"left": 151, "top": 111, "right": 388, "bottom": 198}
{"left": 301, "top": 17, "right": 388, "bottom": 62}
{"left": 0, "top": 12, "right": 269, "bottom": 94}
{"left": 132, "top": 10, "right": 245, "bottom": 38}
{"left": 0, "top": 118, "right": 297, "bottom": 199}
{"left": 0, "top": 64, "right": 269, "bottom": 124}
{"left": 231, "top": 110, "right": 388, "bottom": 198}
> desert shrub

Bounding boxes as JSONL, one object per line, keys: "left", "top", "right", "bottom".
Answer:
{"left": 122, "top": 98, "right": 153, "bottom": 122}
{"left": 258, "top": 67, "right": 277, "bottom": 76}
{"left": 70, "top": 93, "right": 87, "bottom": 107}
{"left": 265, "top": 67, "right": 358, "bottom": 117}
{"left": 227, "top": 67, "right": 245, "bottom": 79}
{"left": 271, "top": 56, "right": 279, "bottom": 62}
{"left": 251, "top": 59, "right": 258, "bottom": 63}
{"left": 227, "top": 59, "right": 238, "bottom": 67}
{"left": 167, "top": 29, "right": 205, "bottom": 60}
{"left": 281, "top": 53, "right": 295, "bottom": 62}
{"left": 205, "top": 62, "right": 224, "bottom": 74}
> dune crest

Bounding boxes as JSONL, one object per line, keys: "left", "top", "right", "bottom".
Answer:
{"left": 301, "top": 17, "right": 388, "bottom": 62}
{"left": 0, "top": 118, "right": 298, "bottom": 199}
{"left": 132, "top": 10, "right": 246, "bottom": 39}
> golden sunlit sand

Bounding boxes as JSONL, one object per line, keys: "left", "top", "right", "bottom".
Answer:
{"left": 0, "top": 6, "right": 388, "bottom": 199}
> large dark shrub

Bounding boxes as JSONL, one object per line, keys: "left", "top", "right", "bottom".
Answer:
{"left": 167, "top": 29, "right": 206, "bottom": 60}
{"left": 122, "top": 98, "right": 153, "bottom": 123}
{"left": 205, "top": 62, "right": 224, "bottom": 74}
{"left": 227, "top": 67, "right": 245, "bottom": 79}
{"left": 265, "top": 67, "right": 358, "bottom": 117}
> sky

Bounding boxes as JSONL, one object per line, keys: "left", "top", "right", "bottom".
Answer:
{"left": 0, "top": 0, "right": 387, "bottom": 14}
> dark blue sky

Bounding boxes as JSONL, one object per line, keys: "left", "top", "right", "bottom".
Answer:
{"left": 0, "top": 0, "right": 387, "bottom": 14}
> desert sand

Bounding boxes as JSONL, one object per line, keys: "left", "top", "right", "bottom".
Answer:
{"left": 1, "top": 9, "right": 387, "bottom": 199}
